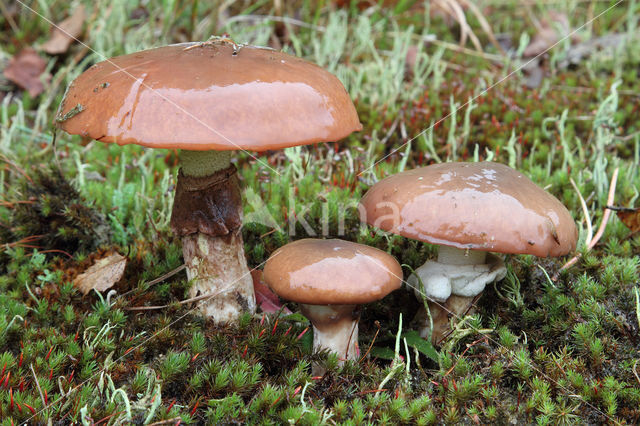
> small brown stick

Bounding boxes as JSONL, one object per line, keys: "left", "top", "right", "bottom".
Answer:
{"left": 554, "top": 168, "right": 619, "bottom": 279}
{"left": 0, "top": 1, "right": 19, "bottom": 34}
{"left": 0, "top": 154, "right": 33, "bottom": 183}
{"left": 148, "top": 417, "right": 182, "bottom": 426}
{"left": 443, "top": 336, "right": 487, "bottom": 377}
{"left": 359, "top": 321, "right": 381, "bottom": 363}
{"left": 357, "top": 388, "right": 388, "bottom": 396}
{"left": 260, "top": 228, "right": 277, "bottom": 239}
{"left": 124, "top": 269, "right": 242, "bottom": 311}
{"left": 119, "top": 264, "right": 186, "bottom": 299}
{"left": 124, "top": 291, "right": 216, "bottom": 311}
{"left": 94, "top": 411, "right": 125, "bottom": 425}
{"left": 30, "top": 364, "right": 47, "bottom": 408}
{"left": 457, "top": 0, "right": 506, "bottom": 55}
{"left": 0, "top": 200, "right": 35, "bottom": 207}
{"left": 147, "top": 264, "right": 186, "bottom": 287}
{"left": 1, "top": 235, "right": 45, "bottom": 251}
{"left": 633, "top": 360, "right": 640, "bottom": 386}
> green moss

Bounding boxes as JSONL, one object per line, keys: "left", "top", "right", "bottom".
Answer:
{"left": 0, "top": 0, "right": 638, "bottom": 423}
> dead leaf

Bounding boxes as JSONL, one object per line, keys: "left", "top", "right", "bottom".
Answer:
{"left": 251, "top": 270, "right": 292, "bottom": 314}
{"left": 523, "top": 11, "right": 570, "bottom": 57}
{"left": 558, "top": 33, "right": 627, "bottom": 69}
{"left": 3, "top": 48, "right": 48, "bottom": 97}
{"left": 74, "top": 252, "right": 127, "bottom": 295}
{"left": 521, "top": 57, "right": 545, "bottom": 89}
{"left": 41, "top": 5, "right": 86, "bottom": 55}
{"left": 611, "top": 206, "right": 640, "bottom": 233}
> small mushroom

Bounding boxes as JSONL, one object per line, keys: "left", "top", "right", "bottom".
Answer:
{"left": 263, "top": 239, "right": 402, "bottom": 370}
{"left": 360, "top": 162, "right": 578, "bottom": 342}
{"left": 56, "top": 40, "right": 361, "bottom": 324}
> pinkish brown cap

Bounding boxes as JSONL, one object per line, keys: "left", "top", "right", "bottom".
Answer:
{"left": 263, "top": 239, "right": 402, "bottom": 305}
{"left": 360, "top": 162, "right": 577, "bottom": 257}
{"left": 56, "top": 42, "right": 361, "bottom": 151}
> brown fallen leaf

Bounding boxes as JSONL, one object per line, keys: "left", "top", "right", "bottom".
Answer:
{"left": 523, "top": 11, "right": 570, "bottom": 57}
{"left": 74, "top": 252, "right": 127, "bottom": 295}
{"left": 41, "top": 5, "right": 86, "bottom": 55}
{"left": 609, "top": 206, "right": 640, "bottom": 233}
{"left": 3, "top": 48, "right": 48, "bottom": 97}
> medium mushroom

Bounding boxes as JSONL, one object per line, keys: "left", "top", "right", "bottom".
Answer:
{"left": 56, "top": 39, "right": 361, "bottom": 324}
{"left": 263, "top": 239, "right": 402, "bottom": 366}
{"left": 359, "top": 162, "right": 578, "bottom": 342}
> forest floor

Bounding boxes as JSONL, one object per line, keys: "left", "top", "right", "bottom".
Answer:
{"left": 0, "top": 1, "right": 639, "bottom": 424}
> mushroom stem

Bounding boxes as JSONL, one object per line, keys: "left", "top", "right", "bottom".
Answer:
{"left": 409, "top": 246, "right": 506, "bottom": 343}
{"left": 416, "top": 295, "right": 477, "bottom": 343}
{"left": 179, "top": 150, "right": 232, "bottom": 177}
{"left": 172, "top": 149, "right": 256, "bottom": 324}
{"left": 437, "top": 245, "right": 486, "bottom": 265}
{"left": 299, "top": 304, "right": 359, "bottom": 371}
{"left": 409, "top": 247, "right": 505, "bottom": 302}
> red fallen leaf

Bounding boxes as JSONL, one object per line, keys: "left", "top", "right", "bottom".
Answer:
{"left": 41, "top": 5, "right": 86, "bottom": 55}
{"left": 3, "top": 48, "right": 48, "bottom": 97}
{"left": 251, "top": 270, "right": 291, "bottom": 314}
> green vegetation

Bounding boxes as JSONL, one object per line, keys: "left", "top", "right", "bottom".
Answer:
{"left": 1, "top": 0, "right": 639, "bottom": 423}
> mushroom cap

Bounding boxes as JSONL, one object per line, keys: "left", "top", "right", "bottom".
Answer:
{"left": 360, "top": 162, "right": 577, "bottom": 257}
{"left": 56, "top": 42, "right": 362, "bottom": 151}
{"left": 263, "top": 239, "right": 402, "bottom": 305}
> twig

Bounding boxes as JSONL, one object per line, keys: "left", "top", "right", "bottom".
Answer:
{"left": 439, "top": 0, "right": 482, "bottom": 52}
{"left": 0, "top": 0, "right": 19, "bottom": 35}
{"left": 344, "top": 312, "right": 360, "bottom": 361}
{"left": 443, "top": 336, "right": 488, "bottom": 377}
{"left": 359, "top": 321, "right": 381, "bottom": 363}
{"left": 633, "top": 360, "right": 640, "bottom": 387}
{"left": 31, "top": 364, "right": 47, "bottom": 408}
{"left": 94, "top": 411, "right": 125, "bottom": 425}
{"left": 457, "top": 0, "right": 506, "bottom": 55}
{"left": 148, "top": 264, "right": 186, "bottom": 287}
{"left": 554, "top": 168, "right": 619, "bottom": 279}
{"left": 119, "top": 264, "right": 186, "bottom": 299}
{"left": 410, "top": 33, "right": 505, "bottom": 63}
{"left": 124, "top": 291, "right": 216, "bottom": 311}
{"left": 222, "top": 14, "right": 326, "bottom": 32}
{"left": 0, "top": 154, "right": 33, "bottom": 184}
{"left": 148, "top": 418, "right": 182, "bottom": 426}
{"left": 260, "top": 228, "right": 277, "bottom": 239}
{"left": 125, "top": 270, "right": 238, "bottom": 311}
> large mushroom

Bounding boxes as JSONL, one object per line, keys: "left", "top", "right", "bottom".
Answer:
{"left": 56, "top": 40, "right": 361, "bottom": 324}
{"left": 360, "top": 162, "right": 577, "bottom": 342}
{"left": 263, "top": 239, "right": 402, "bottom": 367}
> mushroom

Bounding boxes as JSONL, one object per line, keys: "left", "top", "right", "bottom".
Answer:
{"left": 263, "top": 239, "right": 402, "bottom": 368}
{"left": 359, "top": 162, "right": 578, "bottom": 342}
{"left": 56, "top": 40, "right": 361, "bottom": 324}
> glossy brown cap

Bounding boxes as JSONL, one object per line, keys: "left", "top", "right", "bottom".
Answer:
{"left": 56, "top": 42, "right": 362, "bottom": 151}
{"left": 263, "top": 239, "right": 402, "bottom": 305}
{"left": 360, "top": 162, "right": 577, "bottom": 257}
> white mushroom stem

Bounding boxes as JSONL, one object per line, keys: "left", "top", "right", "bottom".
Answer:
{"left": 299, "top": 304, "right": 359, "bottom": 365}
{"left": 409, "top": 246, "right": 506, "bottom": 303}
{"left": 408, "top": 246, "right": 506, "bottom": 342}
{"left": 177, "top": 150, "right": 256, "bottom": 324}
